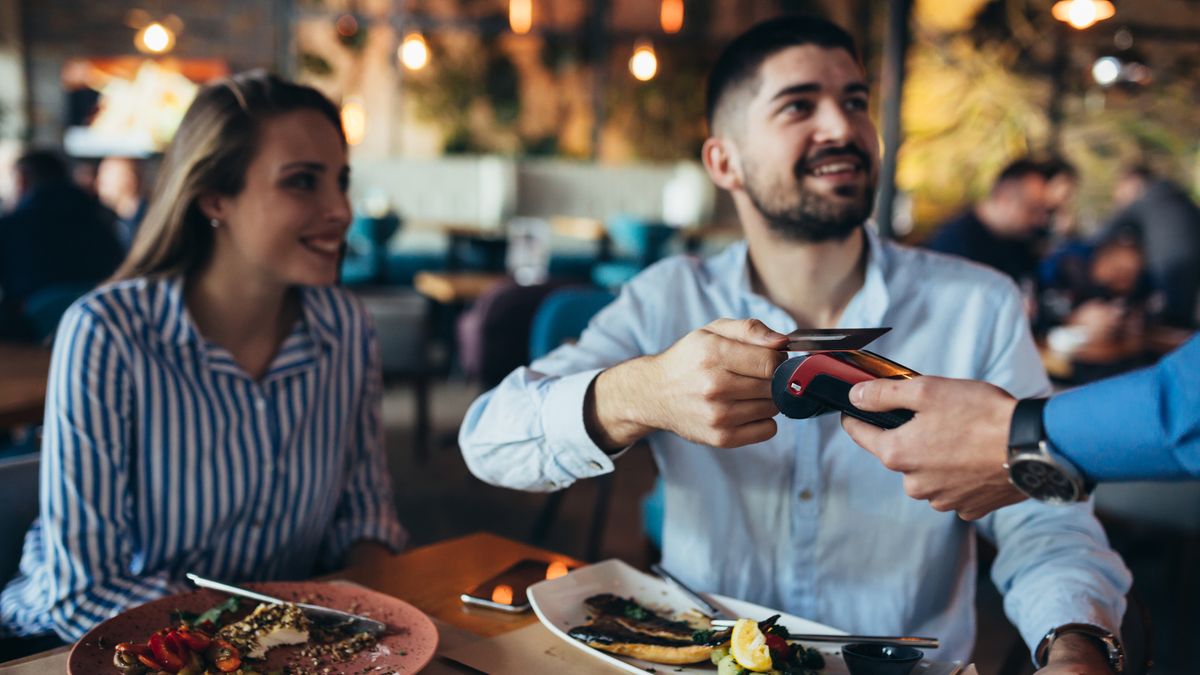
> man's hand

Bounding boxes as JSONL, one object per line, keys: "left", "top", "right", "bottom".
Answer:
{"left": 1036, "top": 633, "right": 1116, "bottom": 675}
{"left": 840, "top": 376, "right": 1025, "bottom": 520}
{"left": 586, "top": 318, "right": 788, "bottom": 450}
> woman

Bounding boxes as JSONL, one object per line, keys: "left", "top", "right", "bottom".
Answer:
{"left": 0, "top": 72, "right": 406, "bottom": 641}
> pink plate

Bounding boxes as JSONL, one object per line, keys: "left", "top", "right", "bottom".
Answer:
{"left": 68, "top": 581, "right": 438, "bottom": 674}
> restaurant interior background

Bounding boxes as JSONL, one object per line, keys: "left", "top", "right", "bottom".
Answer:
{"left": 1, "top": 0, "right": 1198, "bottom": 672}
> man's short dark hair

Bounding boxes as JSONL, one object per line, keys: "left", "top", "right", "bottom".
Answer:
{"left": 1041, "top": 156, "right": 1078, "bottom": 181}
{"left": 14, "top": 149, "right": 70, "bottom": 189}
{"left": 991, "top": 158, "right": 1047, "bottom": 193}
{"left": 705, "top": 15, "right": 861, "bottom": 134}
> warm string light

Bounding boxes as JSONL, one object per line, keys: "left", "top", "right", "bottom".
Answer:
{"left": 136, "top": 22, "right": 175, "bottom": 54}
{"left": 629, "top": 41, "right": 658, "bottom": 82}
{"left": 399, "top": 32, "right": 429, "bottom": 70}
{"left": 545, "top": 561, "right": 569, "bottom": 580}
{"left": 491, "top": 584, "right": 514, "bottom": 605}
{"left": 1051, "top": 0, "right": 1115, "bottom": 30}
{"left": 340, "top": 97, "right": 366, "bottom": 146}
{"left": 509, "top": 0, "right": 533, "bottom": 34}
{"left": 660, "top": 0, "right": 684, "bottom": 34}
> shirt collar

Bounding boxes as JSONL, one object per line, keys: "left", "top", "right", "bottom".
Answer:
{"left": 731, "top": 222, "right": 892, "bottom": 328}
{"left": 159, "top": 277, "right": 340, "bottom": 351}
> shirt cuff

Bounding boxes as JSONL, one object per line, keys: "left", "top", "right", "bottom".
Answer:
{"left": 541, "top": 368, "right": 623, "bottom": 480}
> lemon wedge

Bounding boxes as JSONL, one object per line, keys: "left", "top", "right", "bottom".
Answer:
{"left": 730, "top": 618, "right": 774, "bottom": 672}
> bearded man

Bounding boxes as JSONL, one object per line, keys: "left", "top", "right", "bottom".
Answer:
{"left": 459, "top": 16, "right": 1129, "bottom": 673}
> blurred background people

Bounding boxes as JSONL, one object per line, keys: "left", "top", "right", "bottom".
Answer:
{"left": 0, "top": 149, "right": 124, "bottom": 341}
{"left": 95, "top": 156, "right": 148, "bottom": 248}
{"left": 924, "top": 158, "right": 1051, "bottom": 289}
{"left": 1041, "top": 156, "right": 1081, "bottom": 250}
{"left": 1103, "top": 165, "right": 1200, "bottom": 328}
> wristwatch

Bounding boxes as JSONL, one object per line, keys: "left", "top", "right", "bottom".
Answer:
{"left": 1006, "top": 398, "right": 1091, "bottom": 504}
{"left": 1035, "top": 623, "right": 1124, "bottom": 673}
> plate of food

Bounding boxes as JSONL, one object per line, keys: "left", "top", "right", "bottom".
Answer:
{"left": 529, "top": 559, "right": 958, "bottom": 675}
{"left": 68, "top": 580, "right": 438, "bottom": 674}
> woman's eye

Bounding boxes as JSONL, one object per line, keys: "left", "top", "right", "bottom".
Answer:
{"left": 285, "top": 173, "right": 317, "bottom": 190}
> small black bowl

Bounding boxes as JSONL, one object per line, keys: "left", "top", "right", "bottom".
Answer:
{"left": 841, "top": 642, "right": 924, "bottom": 675}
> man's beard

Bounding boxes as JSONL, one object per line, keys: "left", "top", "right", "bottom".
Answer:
{"left": 742, "top": 151, "right": 875, "bottom": 243}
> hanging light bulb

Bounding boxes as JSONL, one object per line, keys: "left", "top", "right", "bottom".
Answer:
{"left": 1051, "top": 0, "right": 1115, "bottom": 30}
{"left": 629, "top": 41, "right": 658, "bottom": 82}
{"left": 509, "top": 0, "right": 533, "bottom": 35}
{"left": 136, "top": 21, "right": 175, "bottom": 54}
{"left": 341, "top": 97, "right": 366, "bottom": 146}
{"left": 399, "top": 32, "right": 429, "bottom": 71}
{"left": 660, "top": 0, "right": 684, "bottom": 34}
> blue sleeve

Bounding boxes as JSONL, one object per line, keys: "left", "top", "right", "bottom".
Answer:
{"left": 0, "top": 306, "right": 180, "bottom": 640}
{"left": 1046, "top": 335, "right": 1200, "bottom": 481}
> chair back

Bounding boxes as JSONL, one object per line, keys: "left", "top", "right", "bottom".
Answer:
{"left": 23, "top": 283, "right": 95, "bottom": 342}
{"left": 529, "top": 288, "right": 617, "bottom": 360}
{"left": 357, "top": 289, "right": 434, "bottom": 378}
{"left": 0, "top": 453, "right": 39, "bottom": 586}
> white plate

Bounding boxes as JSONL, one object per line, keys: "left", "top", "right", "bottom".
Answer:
{"left": 529, "top": 559, "right": 960, "bottom": 675}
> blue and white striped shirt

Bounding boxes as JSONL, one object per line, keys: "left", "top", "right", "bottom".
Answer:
{"left": 0, "top": 277, "right": 407, "bottom": 640}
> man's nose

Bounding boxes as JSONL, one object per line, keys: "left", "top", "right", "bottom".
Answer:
{"left": 811, "top": 99, "right": 853, "bottom": 144}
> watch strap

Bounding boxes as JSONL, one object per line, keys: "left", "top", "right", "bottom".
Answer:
{"left": 1008, "top": 397, "right": 1049, "bottom": 452}
{"left": 1035, "top": 623, "right": 1124, "bottom": 673}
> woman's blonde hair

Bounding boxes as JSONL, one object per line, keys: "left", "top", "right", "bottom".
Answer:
{"left": 112, "top": 71, "right": 344, "bottom": 281}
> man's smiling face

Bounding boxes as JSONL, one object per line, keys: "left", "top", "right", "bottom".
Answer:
{"left": 732, "top": 45, "right": 880, "bottom": 242}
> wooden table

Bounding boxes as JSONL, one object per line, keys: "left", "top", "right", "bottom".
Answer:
{"left": 0, "top": 343, "right": 52, "bottom": 429}
{"left": 414, "top": 271, "right": 509, "bottom": 305}
{"left": 0, "top": 532, "right": 582, "bottom": 673}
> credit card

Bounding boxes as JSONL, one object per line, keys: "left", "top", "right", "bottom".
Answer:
{"left": 785, "top": 327, "right": 891, "bottom": 352}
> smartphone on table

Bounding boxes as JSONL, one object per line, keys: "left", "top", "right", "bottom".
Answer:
{"left": 460, "top": 559, "right": 575, "bottom": 613}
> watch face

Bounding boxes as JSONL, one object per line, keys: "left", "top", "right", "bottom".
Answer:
{"left": 1010, "top": 457, "right": 1080, "bottom": 503}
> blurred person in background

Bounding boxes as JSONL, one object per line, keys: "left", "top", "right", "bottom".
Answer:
{"left": 1103, "top": 165, "right": 1200, "bottom": 328}
{"left": 0, "top": 72, "right": 406, "bottom": 643}
{"left": 1038, "top": 231, "right": 1158, "bottom": 381}
{"left": 1041, "top": 157, "right": 1080, "bottom": 251}
{"left": 925, "top": 158, "right": 1051, "bottom": 291}
{"left": 96, "top": 156, "right": 148, "bottom": 248}
{"left": 0, "top": 149, "right": 124, "bottom": 341}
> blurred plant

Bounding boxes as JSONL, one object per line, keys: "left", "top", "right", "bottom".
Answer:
{"left": 405, "top": 39, "right": 486, "bottom": 153}
{"left": 897, "top": 36, "right": 1051, "bottom": 230}
{"left": 604, "top": 43, "right": 709, "bottom": 161}
{"left": 299, "top": 51, "right": 334, "bottom": 77}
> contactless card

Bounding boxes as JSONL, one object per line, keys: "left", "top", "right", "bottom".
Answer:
{"left": 784, "top": 327, "right": 891, "bottom": 352}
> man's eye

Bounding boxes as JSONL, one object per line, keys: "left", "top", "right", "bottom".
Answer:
{"left": 782, "top": 100, "right": 813, "bottom": 115}
{"left": 845, "top": 98, "right": 868, "bottom": 112}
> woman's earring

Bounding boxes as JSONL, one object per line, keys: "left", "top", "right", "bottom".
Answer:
{"left": 210, "top": 218, "right": 220, "bottom": 229}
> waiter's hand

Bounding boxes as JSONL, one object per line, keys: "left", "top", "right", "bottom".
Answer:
{"left": 586, "top": 318, "right": 788, "bottom": 450}
{"left": 841, "top": 376, "right": 1026, "bottom": 520}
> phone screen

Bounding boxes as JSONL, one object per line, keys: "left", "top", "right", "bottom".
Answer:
{"left": 461, "top": 559, "right": 574, "bottom": 612}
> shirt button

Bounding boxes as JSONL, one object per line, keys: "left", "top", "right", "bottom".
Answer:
{"left": 798, "top": 489, "right": 814, "bottom": 501}
{"left": 589, "top": 460, "right": 603, "bottom": 470}
{"left": 255, "top": 398, "right": 266, "bottom": 411}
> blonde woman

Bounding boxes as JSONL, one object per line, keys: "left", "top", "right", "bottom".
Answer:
{"left": 0, "top": 72, "right": 406, "bottom": 641}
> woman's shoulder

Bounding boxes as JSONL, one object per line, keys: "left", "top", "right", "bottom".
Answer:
{"left": 300, "top": 285, "right": 372, "bottom": 338}
{"left": 64, "top": 277, "right": 176, "bottom": 332}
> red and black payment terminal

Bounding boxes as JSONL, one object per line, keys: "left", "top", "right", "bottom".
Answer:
{"left": 771, "top": 327, "right": 918, "bottom": 429}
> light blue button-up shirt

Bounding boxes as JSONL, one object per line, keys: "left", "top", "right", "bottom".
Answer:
{"left": 460, "top": 227, "right": 1130, "bottom": 662}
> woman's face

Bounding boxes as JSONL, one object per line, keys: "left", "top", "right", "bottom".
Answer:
{"left": 208, "top": 109, "right": 351, "bottom": 288}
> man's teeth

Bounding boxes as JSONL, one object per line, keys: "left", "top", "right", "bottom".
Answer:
{"left": 304, "top": 238, "right": 342, "bottom": 253}
{"left": 809, "top": 162, "right": 858, "bottom": 176}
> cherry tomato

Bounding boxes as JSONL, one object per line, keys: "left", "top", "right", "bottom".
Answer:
{"left": 206, "top": 638, "right": 242, "bottom": 673}
{"left": 148, "top": 631, "right": 187, "bottom": 672}
{"left": 173, "top": 625, "right": 212, "bottom": 652}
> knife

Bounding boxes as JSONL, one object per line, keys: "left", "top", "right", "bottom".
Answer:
{"left": 650, "top": 563, "right": 729, "bottom": 620}
{"left": 185, "top": 573, "right": 387, "bottom": 636}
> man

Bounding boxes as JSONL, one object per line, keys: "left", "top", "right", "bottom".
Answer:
{"left": 0, "top": 149, "right": 124, "bottom": 341}
{"left": 1042, "top": 157, "right": 1080, "bottom": 248}
{"left": 1103, "top": 165, "right": 1200, "bottom": 327}
{"left": 925, "top": 159, "right": 1051, "bottom": 285}
{"left": 459, "top": 17, "right": 1128, "bottom": 671}
{"left": 843, "top": 334, "right": 1199, "bottom": 518}
{"left": 95, "top": 156, "right": 148, "bottom": 248}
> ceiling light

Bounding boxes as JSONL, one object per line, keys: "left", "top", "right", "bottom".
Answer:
{"left": 399, "top": 32, "right": 429, "bottom": 71}
{"left": 629, "top": 41, "right": 658, "bottom": 82}
{"left": 1051, "top": 0, "right": 1116, "bottom": 30}
{"left": 136, "top": 22, "right": 175, "bottom": 54}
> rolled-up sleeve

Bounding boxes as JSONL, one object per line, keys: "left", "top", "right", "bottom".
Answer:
{"left": 459, "top": 288, "right": 647, "bottom": 492}
{"left": 320, "top": 319, "right": 407, "bottom": 567}
{"left": 0, "top": 307, "right": 181, "bottom": 641}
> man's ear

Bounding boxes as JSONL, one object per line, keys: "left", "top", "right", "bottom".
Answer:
{"left": 701, "top": 136, "right": 743, "bottom": 192}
